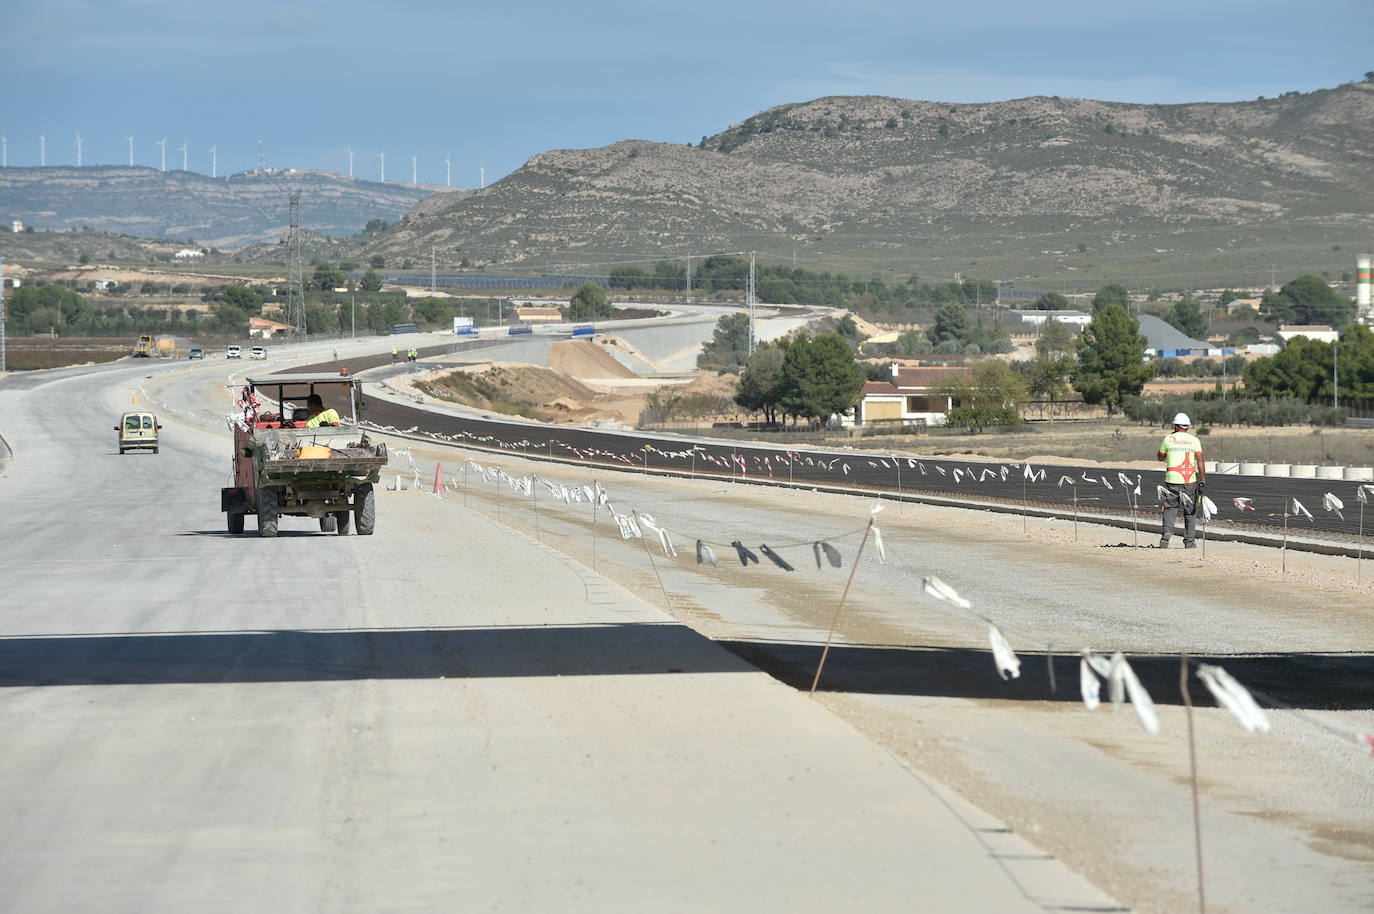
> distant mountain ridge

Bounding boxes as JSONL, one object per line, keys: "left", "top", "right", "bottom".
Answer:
{"left": 0, "top": 166, "right": 467, "bottom": 250}
{"left": 368, "top": 82, "right": 1374, "bottom": 288}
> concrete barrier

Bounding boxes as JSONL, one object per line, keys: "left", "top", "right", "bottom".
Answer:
{"left": 1263, "top": 463, "right": 1292, "bottom": 477}
{"left": 1238, "top": 463, "right": 1266, "bottom": 476}
{"left": 1290, "top": 464, "right": 1317, "bottom": 478}
{"left": 1316, "top": 465, "right": 1345, "bottom": 480}
{"left": 1343, "top": 466, "right": 1374, "bottom": 481}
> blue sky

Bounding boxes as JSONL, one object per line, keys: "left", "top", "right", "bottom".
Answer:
{"left": 3, "top": 0, "right": 1370, "bottom": 186}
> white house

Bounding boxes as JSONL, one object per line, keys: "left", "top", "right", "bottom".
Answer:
{"left": 1276, "top": 324, "right": 1338, "bottom": 344}
{"left": 174, "top": 249, "right": 204, "bottom": 261}
{"left": 855, "top": 364, "right": 972, "bottom": 428}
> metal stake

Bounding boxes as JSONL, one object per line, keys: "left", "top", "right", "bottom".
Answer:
{"left": 811, "top": 519, "right": 873, "bottom": 694}
{"left": 1180, "top": 655, "right": 1207, "bottom": 914}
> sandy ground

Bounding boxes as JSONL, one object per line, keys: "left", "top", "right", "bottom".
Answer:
{"left": 373, "top": 434, "right": 1374, "bottom": 914}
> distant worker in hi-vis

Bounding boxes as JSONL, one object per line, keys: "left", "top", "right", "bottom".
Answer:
{"left": 1157, "top": 412, "right": 1205, "bottom": 549}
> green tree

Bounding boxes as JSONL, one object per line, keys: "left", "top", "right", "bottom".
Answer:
{"left": 567, "top": 281, "right": 612, "bottom": 320}
{"left": 777, "top": 334, "right": 867, "bottom": 425}
{"left": 733, "top": 343, "right": 786, "bottom": 424}
{"left": 698, "top": 313, "right": 751, "bottom": 371}
{"left": 1258, "top": 288, "right": 1295, "bottom": 324}
{"left": 1165, "top": 296, "right": 1208, "bottom": 338}
{"left": 305, "top": 301, "right": 338, "bottom": 334}
{"left": 368, "top": 254, "right": 387, "bottom": 269}
{"left": 927, "top": 301, "right": 971, "bottom": 346}
{"left": 1219, "top": 289, "right": 1238, "bottom": 308}
{"left": 1032, "top": 291, "right": 1070, "bottom": 310}
{"left": 1091, "top": 283, "right": 1130, "bottom": 313}
{"left": 358, "top": 270, "right": 383, "bottom": 293}
{"left": 1279, "top": 274, "right": 1356, "bottom": 326}
{"left": 221, "top": 285, "right": 263, "bottom": 315}
{"left": 1026, "top": 319, "right": 1075, "bottom": 420}
{"left": 412, "top": 296, "right": 455, "bottom": 327}
{"left": 1072, "top": 303, "right": 1153, "bottom": 416}
{"left": 938, "top": 360, "right": 1027, "bottom": 433}
{"left": 835, "top": 314, "right": 860, "bottom": 346}
{"left": 310, "top": 262, "right": 347, "bottom": 291}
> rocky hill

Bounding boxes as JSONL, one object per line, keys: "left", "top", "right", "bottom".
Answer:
{"left": 366, "top": 82, "right": 1374, "bottom": 288}
{"left": 0, "top": 166, "right": 468, "bottom": 251}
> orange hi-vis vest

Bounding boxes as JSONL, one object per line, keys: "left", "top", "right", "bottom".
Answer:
{"left": 1160, "top": 431, "right": 1202, "bottom": 484}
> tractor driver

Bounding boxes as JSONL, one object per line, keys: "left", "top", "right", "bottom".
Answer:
{"left": 305, "top": 393, "right": 341, "bottom": 428}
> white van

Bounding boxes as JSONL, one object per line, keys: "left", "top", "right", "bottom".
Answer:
{"left": 116, "top": 411, "right": 160, "bottom": 454}
{"left": 227, "top": 345, "right": 242, "bottom": 359}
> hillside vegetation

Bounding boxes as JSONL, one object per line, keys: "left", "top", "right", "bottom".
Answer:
{"left": 0, "top": 166, "right": 466, "bottom": 250}
{"left": 370, "top": 83, "right": 1374, "bottom": 288}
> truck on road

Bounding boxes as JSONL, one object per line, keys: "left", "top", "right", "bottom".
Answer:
{"left": 220, "top": 374, "right": 388, "bottom": 537}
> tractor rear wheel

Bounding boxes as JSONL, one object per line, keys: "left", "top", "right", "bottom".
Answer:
{"left": 355, "top": 483, "right": 376, "bottom": 535}
{"left": 257, "top": 487, "right": 280, "bottom": 538}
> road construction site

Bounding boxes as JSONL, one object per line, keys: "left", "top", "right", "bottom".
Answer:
{"left": 1, "top": 329, "right": 1371, "bottom": 914}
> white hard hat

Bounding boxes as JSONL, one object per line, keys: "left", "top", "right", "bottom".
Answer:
{"left": 1173, "top": 412, "right": 1191, "bottom": 427}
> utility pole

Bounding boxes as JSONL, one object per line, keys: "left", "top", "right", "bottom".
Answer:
{"left": 686, "top": 253, "right": 692, "bottom": 304}
{"left": 431, "top": 246, "right": 436, "bottom": 296}
{"left": 1, "top": 257, "right": 7, "bottom": 373}
{"left": 1334, "top": 340, "right": 1339, "bottom": 412}
{"left": 747, "top": 251, "right": 757, "bottom": 356}
{"left": 351, "top": 294, "right": 356, "bottom": 340}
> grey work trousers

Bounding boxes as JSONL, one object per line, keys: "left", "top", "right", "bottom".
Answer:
{"left": 1160, "top": 482, "right": 1199, "bottom": 546}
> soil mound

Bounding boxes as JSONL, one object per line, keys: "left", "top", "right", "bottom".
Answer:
{"left": 548, "top": 339, "right": 638, "bottom": 379}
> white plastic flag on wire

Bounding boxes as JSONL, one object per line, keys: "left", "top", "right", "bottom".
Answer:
{"left": 1196, "top": 664, "right": 1270, "bottom": 733}
{"left": 1323, "top": 492, "right": 1344, "bottom": 521}
{"left": 1080, "top": 655, "right": 1103, "bottom": 711}
{"left": 1108, "top": 652, "right": 1161, "bottom": 735}
{"left": 1200, "top": 495, "right": 1219, "bottom": 521}
{"left": 813, "top": 541, "right": 842, "bottom": 569}
{"left": 870, "top": 505, "right": 886, "bottom": 563}
{"left": 988, "top": 624, "right": 1021, "bottom": 680}
{"left": 635, "top": 513, "right": 677, "bottom": 557}
{"left": 922, "top": 576, "right": 970, "bottom": 609}
{"left": 1059, "top": 475, "right": 1075, "bottom": 487}
{"left": 1233, "top": 496, "right": 1255, "bottom": 511}
{"left": 1291, "top": 497, "right": 1313, "bottom": 521}
{"left": 696, "top": 540, "right": 719, "bottom": 568}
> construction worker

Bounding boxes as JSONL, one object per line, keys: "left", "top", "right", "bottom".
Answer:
{"left": 392, "top": 346, "right": 398, "bottom": 361}
{"left": 1157, "top": 412, "right": 1205, "bottom": 549}
{"left": 305, "top": 394, "right": 341, "bottom": 428}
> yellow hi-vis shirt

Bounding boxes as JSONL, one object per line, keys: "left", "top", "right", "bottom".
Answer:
{"left": 1159, "top": 431, "right": 1202, "bottom": 484}
{"left": 306, "top": 408, "right": 340, "bottom": 428}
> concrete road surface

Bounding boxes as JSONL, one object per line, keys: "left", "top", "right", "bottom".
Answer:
{"left": 0, "top": 358, "right": 1119, "bottom": 911}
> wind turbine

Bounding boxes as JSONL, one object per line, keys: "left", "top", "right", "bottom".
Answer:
{"left": 156, "top": 138, "right": 167, "bottom": 172}
{"left": 126, "top": 134, "right": 135, "bottom": 166}
{"left": 39, "top": 134, "right": 46, "bottom": 166}
{"left": 210, "top": 144, "right": 217, "bottom": 178}
{"left": 75, "top": 133, "right": 83, "bottom": 167}
{"left": 378, "top": 151, "right": 385, "bottom": 183}
{"left": 480, "top": 163, "right": 485, "bottom": 189}
{"left": 346, "top": 145, "right": 353, "bottom": 177}
{"left": 411, "top": 155, "right": 417, "bottom": 185}
{"left": 444, "top": 154, "right": 451, "bottom": 187}
{"left": 179, "top": 141, "right": 187, "bottom": 172}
